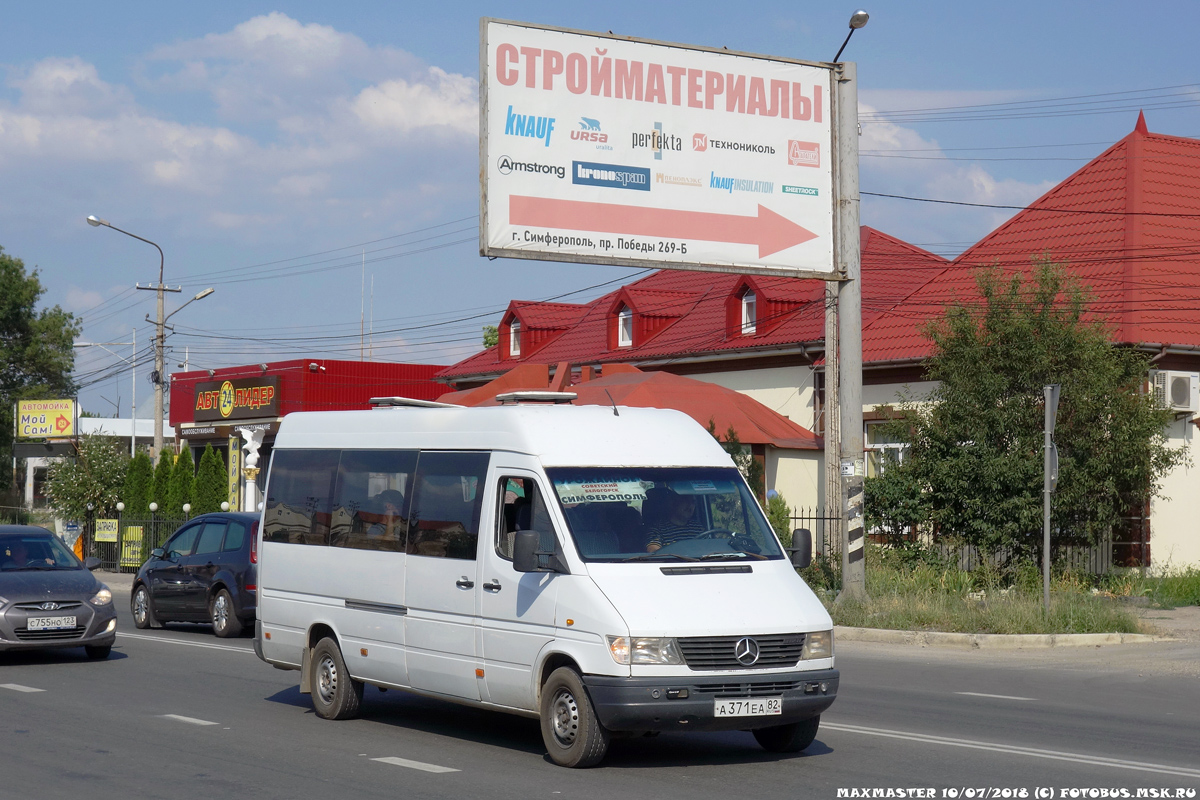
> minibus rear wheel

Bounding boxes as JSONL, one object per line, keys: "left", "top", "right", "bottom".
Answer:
{"left": 752, "top": 714, "right": 821, "bottom": 753}
{"left": 310, "top": 637, "right": 364, "bottom": 720}
{"left": 539, "top": 667, "right": 610, "bottom": 768}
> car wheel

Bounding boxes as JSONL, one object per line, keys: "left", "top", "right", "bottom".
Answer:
{"left": 85, "top": 644, "right": 112, "bottom": 660}
{"left": 131, "top": 585, "right": 160, "bottom": 629}
{"left": 753, "top": 714, "right": 821, "bottom": 753}
{"left": 309, "top": 637, "right": 363, "bottom": 720}
{"left": 210, "top": 589, "right": 243, "bottom": 638}
{"left": 539, "top": 666, "right": 610, "bottom": 768}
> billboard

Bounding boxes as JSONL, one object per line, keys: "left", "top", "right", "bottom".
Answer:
{"left": 193, "top": 376, "right": 279, "bottom": 423}
{"left": 17, "top": 399, "right": 75, "bottom": 438}
{"left": 481, "top": 19, "right": 837, "bottom": 279}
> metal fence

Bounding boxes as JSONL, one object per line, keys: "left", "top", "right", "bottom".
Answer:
{"left": 787, "top": 507, "right": 1132, "bottom": 576}
{"left": 85, "top": 516, "right": 186, "bottom": 572}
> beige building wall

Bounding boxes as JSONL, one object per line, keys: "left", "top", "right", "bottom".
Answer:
{"left": 765, "top": 447, "right": 822, "bottom": 511}
{"left": 1149, "top": 417, "right": 1200, "bottom": 571}
{"left": 691, "top": 364, "right": 821, "bottom": 430}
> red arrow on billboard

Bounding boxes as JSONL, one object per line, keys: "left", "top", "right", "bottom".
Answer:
{"left": 509, "top": 196, "right": 818, "bottom": 258}
{"left": 55, "top": 414, "right": 71, "bottom": 433}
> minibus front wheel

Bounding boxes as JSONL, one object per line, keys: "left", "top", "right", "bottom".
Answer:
{"left": 310, "top": 637, "right": 364, "bottom": 720}
{"left": 752, "top": 714, "right": 821, "bottom": 753}
{"left": 540, "top": 667, "right": 610, "bottom": 768}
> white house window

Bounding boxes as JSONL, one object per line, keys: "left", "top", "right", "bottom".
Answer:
{"left": 740, "top": 291, "right": 757, "bottom": 335}
{"left": 617, "top": 306, "right": 633, "bottom": 347}
{"left": 865, "top": 421, "right": 908, "bottom": 478}
{"left": 509, "top": 321, "right": 521, "bottom": 356}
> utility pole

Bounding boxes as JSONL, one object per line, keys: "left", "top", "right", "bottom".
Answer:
{"left": 136, "top": 261, "right": 180, "bottom": 464}
{"left": 834, "top": 60, "right": 867, "bottom": 601}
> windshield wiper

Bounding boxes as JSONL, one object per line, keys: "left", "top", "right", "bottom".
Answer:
{"left": 623, "top": 552, "right": 701, "bottom": 562}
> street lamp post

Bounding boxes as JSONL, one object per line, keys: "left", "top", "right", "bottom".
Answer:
{"left": 86, "top": 216, "right": 213, "bottom": 464}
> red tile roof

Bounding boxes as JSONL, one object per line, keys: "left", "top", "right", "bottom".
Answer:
{"left": 439, "top": 226, "right": 947, "bottom": 380}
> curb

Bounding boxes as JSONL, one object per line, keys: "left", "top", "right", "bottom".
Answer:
{"left": 834, "top": 625, "right": 1174, "bottom": 649}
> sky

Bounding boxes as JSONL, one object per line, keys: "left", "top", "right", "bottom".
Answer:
{"left": 3, "top": 1, "right": 1199, "bottom": 418}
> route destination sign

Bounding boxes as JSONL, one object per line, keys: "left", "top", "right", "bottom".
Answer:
{"left": 481, "top": 19, "right": 837, "bottom": 279}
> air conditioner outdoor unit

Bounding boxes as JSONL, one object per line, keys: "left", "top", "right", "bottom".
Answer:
{"left": 1152, "top": 370, "right": 1200, "bottom": 414}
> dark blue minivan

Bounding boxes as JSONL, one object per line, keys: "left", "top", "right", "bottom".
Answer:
{"left": 131, "top": 512, "right": 258, "bottom": 637}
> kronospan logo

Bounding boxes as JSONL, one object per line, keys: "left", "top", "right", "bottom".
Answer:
{"left": 497, "top": 155, "right": 565, "bottom": 179}
{"left": 572, "top": 161, "right": 651, "bottom": 191}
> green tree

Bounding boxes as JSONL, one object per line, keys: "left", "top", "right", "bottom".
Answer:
{"left": 44, "top": 434, "right": 129, "bottom": 521}
{"left": 193, "top": 444, "right": 227, "bottom": 515}
{"left": 121, "top": 451, "right": 153, "bottom": 519}
{"left": 707, "top": 420, "right": 765, "bottom": 499}
{"left": 166, "top": 447, "right": 194, "bottom": 518}
{"left": 151, "top": 453, "right": 172, "bottom": 511}
{"left": 0, "top": 246, "right": 80, "bottom": 494}
{"left": 867, "top": 259, "right": 1184, "bottom": 562}
{"left": 483, "top": 324, "right": 499, "bottom": 348}
{"left": 766, "top": 492, "right": 793, "bottom": 547}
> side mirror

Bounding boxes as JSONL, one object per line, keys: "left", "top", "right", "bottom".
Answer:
{"left": 83, "top": 556, "right": 101, "bottom": 571}
{"left": 150, "top": 548, "right": 166, "bottom": 560}
{"left": 512, "top": 530, "right": 541, "bottom": 573}
{"left": 789, "top": 528, "right": 812, "bottom": 570}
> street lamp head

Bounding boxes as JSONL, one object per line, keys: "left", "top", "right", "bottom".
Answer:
{"left": 193, "top": 287, "right": 215, "bottom": 301}
{"left": 86, "top": 215, "right": 109, "bottom": 228}
{"left": 849, "top": 9, "right": 869, "bottom": 29}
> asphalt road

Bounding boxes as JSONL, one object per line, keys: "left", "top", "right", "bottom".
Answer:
{"left": 1, "top": 581, "right": 1197, "bottom": 800}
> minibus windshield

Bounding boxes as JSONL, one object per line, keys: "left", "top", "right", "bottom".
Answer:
{"left": 545, "top": 467, "right": 785, "bottom": 562}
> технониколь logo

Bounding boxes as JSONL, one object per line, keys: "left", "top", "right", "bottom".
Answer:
{"left": 693, "top": 134, "right": 775, "bottom": 155}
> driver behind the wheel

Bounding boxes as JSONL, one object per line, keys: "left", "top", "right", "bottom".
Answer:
{"left": 645, "top": 491, "right": 705, "bottom": 552}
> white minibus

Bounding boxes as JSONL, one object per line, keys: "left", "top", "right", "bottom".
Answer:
{"left": 253, "top": 398, "right": 838, "bottom": 767}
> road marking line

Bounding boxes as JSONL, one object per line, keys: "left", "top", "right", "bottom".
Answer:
{"left": 822, "top": 722, "right": 1200, "bottom": 779}
{"left": 371, "top": 756, "right": 460, "bottom": 774}
{"left": 0, "top": 684, "right": 45, "bottom": 693}
{"left": 160, "top": 714, "right": 220, "bottom": 726}
{"left": 955, "top": 691, "right": 1035, "bottom": 701}
{"left": 117, "top": 631, "right": 252, "bottom": 653}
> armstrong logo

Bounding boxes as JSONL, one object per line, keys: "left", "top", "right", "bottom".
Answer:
{"left": 788, "top": 140, "right": 821, "bottom": 167}
{"left": 734, "top": 637, "right": 760, "bottom": 666}
{"left": 497, "top": 155, "right": 565, "bottom": 179}
{"left": 572, "top": 161, "right": 651, "bottom": 191}
{"left": 504, "top": 105, "right": 555, "bottom": 147}
{"left": 570, "top": 117, "right": 612, "bottom": 150}
{"left": 632, "top": 122, "right": 682, "bottom": 160}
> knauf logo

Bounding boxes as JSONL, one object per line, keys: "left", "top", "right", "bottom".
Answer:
{"left": 505, "top": 105, "right": 555, "bottom": 147}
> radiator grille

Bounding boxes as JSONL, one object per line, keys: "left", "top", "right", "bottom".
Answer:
{"left": 14, "top": 626, "right": 87, "bottom": 641}
{"left": 677, "top": 633, "right": 805, "bottom": 670}
{"left": 693, "top": 680, "right": 802, "bottom": 696}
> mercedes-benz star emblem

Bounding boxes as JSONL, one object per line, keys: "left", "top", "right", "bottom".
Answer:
{"left": 734, "top": 637, "right": 760, "bottom": 666}
{"left": 40, "top": 602, "right": 60, "bottom": 611}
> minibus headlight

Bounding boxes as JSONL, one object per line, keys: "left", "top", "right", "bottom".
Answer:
{"left": 801, "top": 630, "right": 832, "bottom": 659}
{"left": 607, "top": 636, "right": 683, "bottom": 665}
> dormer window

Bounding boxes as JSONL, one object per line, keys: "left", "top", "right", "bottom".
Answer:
{"left": 617, "top": 306, "right": 633, "bottom": 347}
{"left": 741, "top": 291, "right": 757, "bottom": 335}
{"left": 509, "top": 321, "right": 521, "bottom": 356}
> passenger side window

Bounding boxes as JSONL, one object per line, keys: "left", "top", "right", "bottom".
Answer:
{"left": 165, "top": 525, "right": 200, "bottom": 559}
{"left": 263, "top": 449, "right": 340, "bottom": 545}
{"left": 193, "top": 522, "right": 228, "bottom": 556}
{"left": 330, "top": 450, "right": 417, "bottom": 553}
{"left": 222, "top": 521, "right": 247, "bottom": 552}
{"left": 496, "top": 477, "right": 557, "bottom": 561}
{"left": 407, "top": 452, "right": 490, "bottom": 560}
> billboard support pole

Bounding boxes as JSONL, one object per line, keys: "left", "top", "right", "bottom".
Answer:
{"left": 834, "top": 61, "right": 867, "bottom": 602}
{"left": 823, "top": 285, "right": 841, "bottom": 561}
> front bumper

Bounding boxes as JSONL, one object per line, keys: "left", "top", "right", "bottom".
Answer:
{"left": 0, "top": 603, "right": 117, "bottom": 653}
{"left": 583, "top": 668, "right": 839, "bottom": 732}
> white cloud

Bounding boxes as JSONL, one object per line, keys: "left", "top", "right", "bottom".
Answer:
{"left": 350, "top": 67, "right": 477, "bottom": 136}
{"left": 65, "top": 286, "right": 104, "bottom": 311}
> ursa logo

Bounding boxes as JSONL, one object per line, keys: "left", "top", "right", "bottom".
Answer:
{"left": 570, "top": 117, "right": 611, "bottom": 149}
{"left": 504, "top": 105, "right": 555, "bottom": 147}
